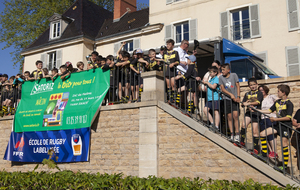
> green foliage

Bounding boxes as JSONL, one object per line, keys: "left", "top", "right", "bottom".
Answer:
{"left": 0, "top": 0, "right": 114, "bottom": 72}
{"left": 34, "top": 148, "right": 60, "bottom": 171}
{"left": 0, "top": 171, "right": 297, "bottom": 189}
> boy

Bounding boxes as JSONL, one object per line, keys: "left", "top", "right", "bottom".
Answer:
{"left": 164, "top": 39, "right": 179, "bottom": 103}
{"left": 174, "top": 55, "right": 200, "bottom": 114}
{"left": 237, "top": 78, "right": 263, "bottom": 152}
{"left": 202, "top": 66, "right": 221, "bottom": 129}
{"left": 29, "top": 60, "right": 45, "bottom": 80}
{"left": 1, "top": 76, "right": 15, "bottom": 116}
{"left": 130, "top": 49, "right": 149, "bottom": 102}
{"left": 257, "top": 85, "right": 293, "bottom": 171}
{"left": 59, "top": 65, "right": 70, "bottom": 80}
{"left": 43, "top": 68, "right": 51, "bottom": 78}
{"left": 50, "top": 68, "right": 59, "bottom": 81}
{"left": 115, "top": 50, "right": 131, "bottom": 102}
{"left": 147, "top": 49, "right": 161, "bottom": 71}
{"left": 219, "top": 63, "right": 241, "bottom": 142}
{"left": 77, "top": 62, "right": 84, "bottom": 72}
{"left": 23, "top": 71, "right": 30, "bottom": 81}
{"left": 87, "top": 51, "right": 99, "bottom": 70}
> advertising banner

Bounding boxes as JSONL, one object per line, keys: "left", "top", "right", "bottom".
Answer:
{"left": 4, "top": 127, "right": 90, "bottom": 163}
{"left": 14, "top": 69, "right": 109, "bottom": 132}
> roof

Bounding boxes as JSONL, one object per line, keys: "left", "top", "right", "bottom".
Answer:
{"left": 96, "top": 8, "right": 149, "bottom": 39}
{"left": 23, "top": 0, "right": 112, "bottom": 52}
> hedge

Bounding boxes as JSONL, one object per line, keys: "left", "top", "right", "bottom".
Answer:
{"left": 0, "top": 171, "right": 298, "bottom": 189}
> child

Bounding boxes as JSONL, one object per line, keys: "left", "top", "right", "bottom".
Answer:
{"left": 12, "top": 74, "right": 24, "bottom": 109}
{"left": 59, "top": 65, "right": 70, "bottom": 80}
{"left": 147, "top": 49, "right": 161, "bottom": 71}
{"left": 238, "top": 78, "right": 263, "bottom": 152}
{"left": 115, "top": 50, "right": 131, "bottom": 102}
{"left": 43, "top": 68, "right": 51, "bottom": 78}
{"left": 1, "top": 76, "right": 15, "bottom": 116}
{"left": 23, "top": 71, "right": 30, "bottom": 81}
{"left": 257, "top": 85, "right": 293, "bottom": 171}
{"left": 164, "top": 39, "right": 179, "bottom": 103}
{"left": 219, "top": 63, "right": 241, "bottom": 142}
{"left": 87, "top": 51, "right": 99, "bottom": 70}
{"left": 202, "top": 66, "right": 221, "bottom": 129}
{"left": 174, "top": 55, "right": 200, "bottom": 114}
{"left": 77, "top": 62, "right": 84, "bottom": 72}
{"left": 29, "top": 60, "right": 45, "bottom": 80}
{"left": 130, "top": 49, "right": 149, "bottom": 102}
{"left": 65, "top": 62, "right": 78, "bottom": 73}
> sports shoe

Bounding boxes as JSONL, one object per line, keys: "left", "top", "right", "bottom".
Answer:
{"left": 234, "top": 135, "right": 240, "bottom": 143}
{"left": 268, "top": 152, "right": 278, "bottom": 159}
{"left": 251, "top": 149, "right": 259, "bottom": 155}
{"left": 230, "top": 135, "right": 234, "bottom": 142}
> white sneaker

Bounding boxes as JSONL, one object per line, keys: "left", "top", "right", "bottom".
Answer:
{"left": 230, "top": 135, "right": 234, "bottom": 141}
{"left": 234, "top": 135, "right": 240, "bottom": 142}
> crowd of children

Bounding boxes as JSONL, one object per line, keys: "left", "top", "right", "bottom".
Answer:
{"left": 1, "top": 38, "right": 300, "bottom": 173}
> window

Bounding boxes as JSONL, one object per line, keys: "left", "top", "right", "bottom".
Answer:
{"left": 230, "top": 59, "right": 259, "bottom": 79}
{"left": 286, "top": 46, "right": 300, "bottom": 76}
{"left": 165, "top": 19, "right": 197, "bottom": 44}
{"left": 166, "top": 0, "right": 183, "bottom": 4}
{"left": 231, "top": 8, "right": 250, "bottom": 41}
{"left": 51, "top": 22, "right": 61, "bottom": 39}
{"left": 48, "top": 52, "right": 57, "bottom": 70}
{"left": 123, "top": 40, "right": 133, "bottom": 52}
{"left": 175, "top": 22, "right": 189, "bottom": 44}
{"left": 220, "top": 4, "right": 260, "bottom": 41}
{"left": 286, "top": 0, "right": 300, "bottom": 31}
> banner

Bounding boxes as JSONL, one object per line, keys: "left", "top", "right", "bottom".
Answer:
{"left": 4, "top": 127, "right": 90, "bottom": 163}
{"left": 14, "top": 69, "right": 110, "bottom": 132}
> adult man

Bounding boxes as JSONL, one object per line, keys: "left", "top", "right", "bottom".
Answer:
{"left": 174, "top": 40, "right": 189, "bottom": 74}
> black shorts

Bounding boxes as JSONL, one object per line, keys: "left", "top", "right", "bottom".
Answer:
{"left": 245, "top": 111, "right": 260, "bottom": 123}
{"left": 224, "top": 99, "right": 239, "bottom": 114}
{"left": 131, "top": 72, "right": 143, "bottom": 86}
{"left": 165, "top": 66, "right": 176, "bottom": 78}
{"left": 274, "top": 122, "right": 292, "bottom": 138}
{"left": 176, "top": 78, "right": 185, "bottom": 88}
{"left": 185, "top": 80, "right": 196, "bottom": 93}
{"left": 205, "top": 101, "right": 220, "bottom": 110}
{"left": 118, "top": 71, "right": 129, "bottom": 86}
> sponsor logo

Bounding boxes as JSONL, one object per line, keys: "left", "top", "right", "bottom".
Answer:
{"left": 13, "top": 137, "right": 25, "bottom": 157}
{"left": 284, "top": 131, "right": 288, "bottom": 137}
{"left": 71, "top": 134, "right": 82, "bottom": 156}
{"left": 30, "top": 82, "right": 54, "bottom": 95}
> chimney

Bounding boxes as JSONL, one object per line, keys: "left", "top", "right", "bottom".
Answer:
{"left": 114, "top": 0, "right": 136, "bottom": 22}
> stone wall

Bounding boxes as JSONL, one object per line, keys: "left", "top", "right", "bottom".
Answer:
{"left": 240, "top": 76, "right": 300, "bottom": 176}
{"left": 0, "top": 109, "right": 139, "bottom": 175}
{"left": 157, "top": 108, "right": 279, "bottom": 185}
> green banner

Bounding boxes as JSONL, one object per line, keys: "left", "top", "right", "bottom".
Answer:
{"left": 14, "top": 69, "right": 110, "bottom": 132}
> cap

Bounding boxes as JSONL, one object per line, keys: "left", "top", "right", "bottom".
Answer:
{"left": 187, "top": 55, "right": 196, "bottom": 63}
{"left": 65, "top": 61, "right": 72, "bottom": 67}
{"left": 136, "top": 49, "right": 143, "bottom": 54}
{"left": 160, "top": 45, "right": 167, "bottom": 51}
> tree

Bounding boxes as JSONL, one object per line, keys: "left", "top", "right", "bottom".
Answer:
{"left": 0, "top": 0, "right": 114, "bottom": 72}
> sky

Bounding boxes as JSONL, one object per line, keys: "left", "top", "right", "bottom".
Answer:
{"left": 0, "top": 0, "right": 149, "bottom": 77}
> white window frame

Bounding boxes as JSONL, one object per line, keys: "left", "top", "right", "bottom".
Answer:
{"left": 167, "top": 0, "right": 187, "bottom": 5}
{"left": 122, "top": 40, "right": 134, "bottom": 52}
{"left": 174, "top": 21, "right": 189, "bottom": 45}
{"left": 50, "top": 21, "right": 61, "bottom": 39}
{"left": 230, "top": 8, "right": 251, "bottom": 41}
{"left": 171, "top": 19, "right": 191, "bottom": 46}
{"left": 48, "top": 52, "right": 57, "bottom": 70}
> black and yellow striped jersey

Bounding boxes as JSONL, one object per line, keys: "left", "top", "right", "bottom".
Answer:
{"left": 163, "top": 50, "right": 179, "bottom": 65}
{"left": 243, "top": 90, "right": 263, "bottom": 110}
{"left": 30, "top": 70, "right": 43, "bottom": 79}
{"left": 269, "top": 99, "right": 293, "bottom": 120}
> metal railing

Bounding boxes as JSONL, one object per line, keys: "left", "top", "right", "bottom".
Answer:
{"left": 0, "top": 84, "right": 22, "bottom": 116}
{"left": 163, "top": 62, "right": 300, "bottom": 182}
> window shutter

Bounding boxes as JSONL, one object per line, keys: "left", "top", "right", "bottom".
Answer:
{"left": 56, "top": 50, "right": 62, "bottom": 69}
{"left": 165, "top": 24, "right": 173, "bottom": 43}
{"left": 40, "top": 53, "right": 47, "bottom": 68}
{"left": 220, "top": 11, "right": 230, "bottom": 39}
{"left": 166, "top": 0, "right": 173, "bottom": 4}
{"left": 189, "top": 19, "right": 197, "bottom": 41}
{"left": 286, "top": 46, "right": 300, "bottom": 76}
{"left": 287, "top": 0, "right": 300, "bottom": 31}
{"left": 114, "top": 42, "right": 121, "bottom": 56}
{"left": 249, "top": 4, "right": 261, "bottom": 38}
{"left": 256, "top": 51, "right": 268, "bottom": 65}
{"left": 133, "top": 38, "right": 140, "bottom": 50}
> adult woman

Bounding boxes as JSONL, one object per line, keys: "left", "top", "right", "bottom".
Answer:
{"left": 259, "top": 85, "right": 278, "bottom": 158}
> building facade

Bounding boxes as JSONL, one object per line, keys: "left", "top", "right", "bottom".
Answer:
{"left": 22, "top": 0, "right": 300, "bottom": 77}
